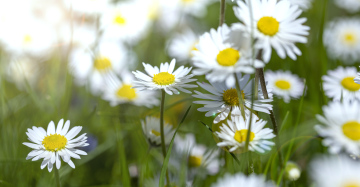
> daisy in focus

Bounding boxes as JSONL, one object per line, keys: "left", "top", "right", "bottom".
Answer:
{"left": 315, "top": 101, "right": 360, "bottom": 155}
{"left": 211, "top": 173, "right": 275, "bottom": 187}
{"left": 168, "top": 29, "right": 199, "bottom": 63}
{"left": 334, "top": 0, "right": 360, "bottom": 13}
{"left": 192, "top": 24, "right": 264, "bottom": 87}
{"left": 193, "top": 74, "right": 272, "bottom": 124}
{"left": 23, "top": 119, "right": 88, "bottom": 172}
{"left": 175, "top": 134, "right": 220, "bottom": 175}
{"left": 288, "top": 0, "right": 313, "bottom": 10}
{"left": 216, "top": 114, "right": 275, "bottom": 153}
{"left": 102, "top": 71, "right": 159, "bottom": 107}
{"left": 265, "top": 70, "right": 304, "bottom": 103}
{"left": 141, "top": 116, "right": 175, "bottom": 147}
{"left": 310, "top": 155, "right": 360, "bottom": 187}
{"left": 69, "top": 40, "right": 134, "bottom": 95}
{"left": 233, "top": 0, "right": 310, "bottom": 62}
{"left": 323, "top": 18, "right": 360, "bottom": 63}
{"left": 132, "top": 58, "right": 197, "bottom": 95}
{"left": 322, "top": 66, "right": 360, "bottom": 101}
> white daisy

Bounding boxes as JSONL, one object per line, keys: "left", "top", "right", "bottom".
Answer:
{"left": 355, "top": 67, "right": 360, "bottom": 85}
{"left": 102, "top": 71, "right": 159, "bottom": 107}
{"left": 265, "top": 70, "right": 304, "bottom": 103}
{"left": 193, "top": 74, "right": 273, "bottom": 124}
{"left": 323, "top": 18, "right": 360, "bottom": 64}
{"left": 63, "top": 0, "right": 110, "bottom": 15}
{"left": 175, "top": 134, "right": 220, "bottom": 175}
{"left": 167, "top": 29, "right": 199, "bottom": 63}
{"left": 141, "top": 116, "right": 175, "bottom": 146}
{"left": 191, "top": 24, "right": 264, "bottom": 87}
{"left": 23, "top": 119, "right": 88, "bottom": 172}
{"left": 334, "top": 0, "right": 360, "bottom": 13}
{"left": 216, "top": 114, "right": 276, "bottom": 153}
{"left": 100, "top": 1, "right": 151, "bottom": 44}
{"left": 211, "top": 173, "right": 275, "bottom": 187}
{"left": 132, "top": 58, "right": 197, "bottom": 95}
{"left": 233, "top": 0, "right": 310, "bottom": 62}
{"left": 310, "top": 155, "right": 360, "bottom": 187}
{"left": 288, "top": 0, "right": 313, "bottom": 10}
{"left": 285, "top": 161, "right": 301, "bottom": 181}
{"left": 315, "top": 101, "right": 360, "bottom": 155}
{"left": 322, "top": 66, "right": 360, "bottom": 101}
{"left": 68, "top": 40, "right": 134, "bottom": 95}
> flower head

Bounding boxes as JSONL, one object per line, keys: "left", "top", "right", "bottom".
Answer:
{"left": 141, "top": 116, "right": 175, "bottom": 146}
{"left": 211, "top": 173, "right": 275, "bottom": 187}
{"left": 23, "top": 119, "right": 88, "bottom": 172}
{"left": 132, "top": 59, "right": 197, "bottom": 95}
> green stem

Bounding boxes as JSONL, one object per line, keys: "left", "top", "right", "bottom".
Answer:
{"left": 160, "top": 90, "right": 170, "bottom": 185}
{"left": 54, "top": 167, "right": 61, "bottom": 187}
{"left": 219, "top": 0, "right": 226, "bottom": 26}
{"left": 234, "top": 73, "right": 246, "bottom": 118}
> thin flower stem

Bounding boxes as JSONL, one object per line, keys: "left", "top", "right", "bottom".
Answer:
{"left": 234, "top": 73, "right": 246, "bottom": 118}
{"left": 256, "top": 68, "right": 284, "bottom": 168}
{"left": 54, "top": 167, "right": 61, "bottom": 187}
{"left": 219, "top": 0, "right": 226, "bottom": 26}
{"left": 160, "top": 90, "right": 170, "bottom": 185}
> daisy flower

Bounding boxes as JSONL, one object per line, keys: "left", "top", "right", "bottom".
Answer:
{"left": 168, "top": 29, "right": 199, "bottom": 63}
{"left": 102, "top": 71, "right": 159, "bottom": 107}
{"left": 68, "top": 40, "right": 134, "bottom": 95}
{"left": 323, "top": 18, "right": 360, "bottom": 64}
{"left": 285, "top": 161, "right": 301, "bottom": 181}
{"left": 216, "top": 114, "right": 276, "bottom": 153}
{"left": 100, "top": 1, "right": 151, "bottom": 44}
{"left": 288, "top": 0, "right": 313, "bottom": 10}
{"left": 315, "top": 101, "right": 360, "bottom": 155}
{"left": 23, "top": 119, "right": 88, "bottom": 172}
{"left": 310, "top": 155, "right": 360, "bottom": 187}
{"left": 233, "top": 0, "right": 310, "bottom": 62}
{"left": 132, "top": 58, "right": 197, "bottom": 95}
{"left": 191, "top": 24, "right": 264, "bottom": 87}
{"left": 175, "top": 134, "right": 220, "bottom": 175}
{"left": 334, "top": 0, "right": 360, "bottom": 13}
{"left": 322, "top": 66, "right": 360, "bottom": 101}
{"left": 265, "top": 70, "right": 304, "bottom": 103}
{"left": 211, "top": 173, "right": 275, "bottom": 187}
{"left": 141, "top": 116, "right": 175, "bottom": 147}
{"left": 193, "top": 74, "right": 273, "bottom": 124}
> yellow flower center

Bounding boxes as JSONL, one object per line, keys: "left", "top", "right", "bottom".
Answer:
{"left": 116, "top": 84, "right": 137, "bottom": 100}
{"left": 94, "top": 57, "right": 112, "bottom": 71}
{"left": 188, "top": 155, "right": 202, "bottom": 167}
{"left": 342, "top": 121, "right": 360, "bottom": 141}
{"left": 223, "top": 88, "right": 245, "bottom": 106}
{"left": 42, "top": 134, "right": 67, "bottom": 152}
{"left": 113, "top": 13, "right": 126, "bottom": 25}
{"left": 190, "top": 41, "right": 198, "bottom": 56}
{"left": 151, "top": 129, "right": 161, "bottom": 137}
{"left": 257, "top": 16, "right": 280, "bottom": 36}
{"left": 275, "top": 80, "right": 291, "bottom": 90}
{"left": 343, "top": 32, "right": 357, "bottom": 46}
{"left": 216, "top": 48, "right": 240, "bottom": 66}
{"left": 147, "top": 3, "right": 159, "bottom": 20}
{"left": 341, "top": 77, "right": 360, "bottom": 92}
{"left": 234, "top": 129, "right": 255, "bottom": 143}
{"left": 182, "top": 0, "right": 194, "bottom": 3}
{"left": 343, "top": 182, "right": 360, "bottom": 187}
{"left": 23, "top": 34, "right": 32, "bottom": 44}
{"left": 153, "top": 72, "right": 175, "bottom": 86}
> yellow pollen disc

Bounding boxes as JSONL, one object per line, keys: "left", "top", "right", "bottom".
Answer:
{"left": 234, "top": 129, "right": 255, "bottom": 143}
{"left": 94, "top": 57, "right": 112, "bottom": 71}
{"left": 190, "top": 41, "right": 199, "bottom": 56}
{"left": 343, "top": 32, "right": 357, "bottom": 46}
{"left": 116, "top": 84, "right": 136, "bottom": 100}
{"left": 153, "top": 72, "right": 175, "bottom": 86}
{"left": 216, "top": 48, "right": 240, "bottom": 66}
{"left": 23, "top": 35, "right": 32, "bottom": 44}
{"left": 42, "top": 134, "right": 67, "bottom": 152}
{"left": 188, "top": 155, "right": 202, "bottom": 167}
{"left": 182, "top": 0, "right": 194, "bottom": 2}
{"left": 257, "top": 16, "right": 280, "bottom": 36}
{"left": 113, "top": 13, "right": 126, "bottom": 25}
{"left": 223, "top": 88, "right": 245, "bottom": 106}
{"left": 341, "top": 77, "right": 360, "bottom": 91}
{"left": 275, "top": 80, "right": 291, "bottom": 90}
{"left": 343, "top": 183, "right": 360, "bottom": 187}
{"left": 342, "top": 121, "right": 360, "bottom": 141}
{"left": 151, "top": 129, "right": 161, "bottom": 137}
